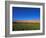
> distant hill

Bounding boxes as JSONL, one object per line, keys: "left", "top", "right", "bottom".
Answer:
{"left": 15, "top": 20, "right": 40, "bottom": 23}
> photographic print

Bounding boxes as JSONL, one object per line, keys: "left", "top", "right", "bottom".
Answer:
{"left": 5, "top": 1, "right": 45, "bottom": 37}
{"left": 10, "top": 4, "right": 43, "bottom": 34}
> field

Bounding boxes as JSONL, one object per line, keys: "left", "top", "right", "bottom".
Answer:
{"left": 12, "top": 22, "right": 40, "bottom": 31}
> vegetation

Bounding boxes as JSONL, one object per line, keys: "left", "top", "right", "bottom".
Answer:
{"left": 12, "top": 22, "right": 40, "bottom": 31}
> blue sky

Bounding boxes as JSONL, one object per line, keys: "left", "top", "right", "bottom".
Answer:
{"left": 12, "top": 7, "right": 40, "bottom": 21}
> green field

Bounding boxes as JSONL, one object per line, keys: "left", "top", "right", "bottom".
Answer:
{"left": 12, "top": 22, "right": 40, "bottom": 31}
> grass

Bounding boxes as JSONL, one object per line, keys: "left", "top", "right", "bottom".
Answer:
{"left": 12, "top": 22, "right": 40, "bottom": 31}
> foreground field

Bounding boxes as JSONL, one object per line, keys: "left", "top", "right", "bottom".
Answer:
{"left": 12, "top": 22, "right": 40, "bottom": 31}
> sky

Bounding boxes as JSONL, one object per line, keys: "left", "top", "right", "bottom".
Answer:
{"left": 12, "top": 7, "right": 40, "bottom": 21}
